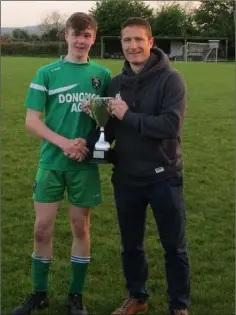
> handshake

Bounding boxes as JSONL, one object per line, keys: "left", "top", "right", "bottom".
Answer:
{"left": 60, "top": 97, "right": 129, "bottom": 164}
{"left": 59, "top": 137, "right": 89, "bottom": 162}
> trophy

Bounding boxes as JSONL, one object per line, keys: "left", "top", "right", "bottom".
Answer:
{"left": 88, "top": 97, "right": 112, "bottom": 164}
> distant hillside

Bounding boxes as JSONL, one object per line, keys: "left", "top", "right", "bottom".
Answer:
{"left": 1, "top": 25, "right": 41, "bottom": 35}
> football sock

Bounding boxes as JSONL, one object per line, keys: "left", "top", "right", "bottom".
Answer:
{"left": 68, "top": 256, "right": 90, "bottom": 294}
{"left": 32, "top": 252, "right": 51, "bottom": 292}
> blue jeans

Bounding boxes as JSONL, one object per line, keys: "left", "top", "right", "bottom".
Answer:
{"left": 112, "top": 176, "right": 190, "bottom": 310}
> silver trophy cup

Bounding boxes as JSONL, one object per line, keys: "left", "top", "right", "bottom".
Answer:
{"left": 89, "top": 97, "right": 112, "bottom": 163}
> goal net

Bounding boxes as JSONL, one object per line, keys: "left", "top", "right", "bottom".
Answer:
{"left": 175, "top": 41, "right": 219, "bottom": 62}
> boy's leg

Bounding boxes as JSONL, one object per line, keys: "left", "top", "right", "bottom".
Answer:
{"left": 69, "top": 205, "right": 90, "bottom": 295}
{"left": 32, "top": 201, "right": 58, "bottom": 293}
{"left": 65, "top": 168, "right": 101, "bottom": 315}
{"left": 12, "top": 168, "right": 65, "bottom": 315}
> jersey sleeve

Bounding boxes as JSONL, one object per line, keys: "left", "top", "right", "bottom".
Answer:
{"left": 24, "top": 67, "right": 48, "bottom": 112}
{"left": 103, "top": 70, "right": 112, "bottom": 96}
{"left": 105, "top": 70, "right": 112, "bottom": 86}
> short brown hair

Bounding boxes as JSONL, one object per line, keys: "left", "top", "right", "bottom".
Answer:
{"left": 65, "top": 12, "right": 97, "bottom": 35}
{"left": 121, "top": 17, "right": 152, "bottom": 38}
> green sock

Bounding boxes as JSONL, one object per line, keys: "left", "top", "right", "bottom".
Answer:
{"left": 32, "top": 253, "right": 51, "bottom": 292}
{"left": 68, "top": 256, "right": 90, "bottom": 294}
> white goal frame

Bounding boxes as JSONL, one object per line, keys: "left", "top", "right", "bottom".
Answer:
{"left": 175, "top": 40, "right": 220, "bottom": 62}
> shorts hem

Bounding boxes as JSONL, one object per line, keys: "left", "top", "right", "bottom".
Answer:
{"left": 33, "top": 197, "right": 64, "bottom": 203}
{"left": 69, "top": 200, "right": 102, "bottom": 208}
{"left": 38, "top": 164, "right": 98, "bottom": 171}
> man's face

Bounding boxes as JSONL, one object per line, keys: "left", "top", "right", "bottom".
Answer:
{"left": 121, "top": 26, "right": 153, "bottom": 65}
{"left": 65, "top": 27, "right": 96, "bottom": 59}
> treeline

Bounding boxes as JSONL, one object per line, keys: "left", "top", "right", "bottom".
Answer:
{"left": 2, "top": 0, "right": 235, "bottom": 58}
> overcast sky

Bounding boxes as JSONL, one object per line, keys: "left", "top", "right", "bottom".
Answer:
{"left": 1, "top": 1, "right": 199, "bottom": 28}
{"left": 1, "top": 1, "right": 96, "bottom": 27}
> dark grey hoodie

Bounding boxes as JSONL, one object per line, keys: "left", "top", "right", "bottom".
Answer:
{"left": 105, "top": 48, "right": 187, "bottom": 186}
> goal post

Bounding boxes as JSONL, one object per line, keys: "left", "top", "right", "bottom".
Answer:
{"left": 207, "top": 40, "right": 220, "bottom": 62}
{"left": 100, "top": 36, "right": 224, "bottom": 62}
{"left": 175, "top": 40, "right": 220, "bottom": 62}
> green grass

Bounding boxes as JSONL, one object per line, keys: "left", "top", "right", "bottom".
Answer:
{"left": 2, "top": 57, "right": 234, "bottom": 315}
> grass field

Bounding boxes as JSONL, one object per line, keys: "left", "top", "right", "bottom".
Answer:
{"left": 2, "top": 56, "right": 234, "bottom": 315}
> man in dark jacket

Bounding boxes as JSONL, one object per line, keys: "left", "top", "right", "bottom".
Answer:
{"left": 81, "top": 17, "right": 190, "bottom": 315}
{"left": 104, "top": 18, "right": 190, "bottom": 315}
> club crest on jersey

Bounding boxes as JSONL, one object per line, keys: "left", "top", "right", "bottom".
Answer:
{"left": 92, "top": 77, "right": 101, "bottom": 90}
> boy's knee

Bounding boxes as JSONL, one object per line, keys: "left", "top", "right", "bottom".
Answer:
{"left": 34, "top": 222, "right": 53, "bottom": 243}
{"left": 71, "top": 217, "right": 90, "bottom": 239}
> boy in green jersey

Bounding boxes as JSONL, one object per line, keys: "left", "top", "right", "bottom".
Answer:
{"left": 12, "top": 12, "right": 111, "bottom": 315}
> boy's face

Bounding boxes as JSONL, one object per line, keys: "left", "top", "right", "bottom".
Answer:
{"left": 121, "top": 26, "right": 153, "bottom": 66}
{"left": 65, "top": 27, "right": 96, "bottom": 59}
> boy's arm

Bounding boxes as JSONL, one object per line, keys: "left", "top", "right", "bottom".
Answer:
{"left": 25, "top": 109, "right": 86, "bottom": 154}
{"left": 25, "top": 69, "right": 87, "bottom": 157}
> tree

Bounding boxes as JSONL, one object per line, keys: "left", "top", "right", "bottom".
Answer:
{"left": 41, "top": 28, "right": 59, "bottom": 41}
{"left": 194, "top": 0, "right": 235, "bottom": 39}
{"left": 12, "top": 28, "right": 30, "bottom": 41}
{"left": 150, "top": 0, "right": 177, "bottom": 10}
{"left": 153, "top": 4, "right": 188, "bottom": 36}
{"left": 90, "top": 0, "right": 154, "bottom": 37}
{"left": 39, "top": 10, "right": 66, "bottom": 41}
{"left": 150, "top": 1, "right": 198, "bottom": 13}
{"left": 30, "top": 34, "right": 40, "bottom": 42}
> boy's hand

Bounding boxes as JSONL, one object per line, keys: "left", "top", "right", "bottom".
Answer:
{"left": 64, "top": 139, "right": 89, "bottom": 161}
{"left": 81, "top": 102, "right": 92, "bottom": 116}
{"left": 58, "top": 137, "right": 89, "bottom": 160}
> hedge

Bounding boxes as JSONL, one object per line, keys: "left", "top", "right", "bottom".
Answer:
{"left": 1, "top": 42, "right": 101, "bottom": 58}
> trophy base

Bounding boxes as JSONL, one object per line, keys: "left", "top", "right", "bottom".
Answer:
{"left": 90, "top": 150, "right": 109, "bottom": 164}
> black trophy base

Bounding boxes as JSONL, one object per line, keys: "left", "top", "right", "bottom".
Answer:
{"left": 90, "top": 150, "right": 109, "bottom": 164}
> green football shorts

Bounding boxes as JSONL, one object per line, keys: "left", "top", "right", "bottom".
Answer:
{"left": 33, "top": 167, "right": 101, "bottom": 207}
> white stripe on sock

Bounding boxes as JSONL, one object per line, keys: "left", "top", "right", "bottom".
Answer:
{"left": 71, "top": 256, "right": 90, "bottom": 263}
{"left": 71, "top": 259, "right": 90, "bottom": 264}
{"left": 32, "top": 253, "right": 52, "bottom": 263}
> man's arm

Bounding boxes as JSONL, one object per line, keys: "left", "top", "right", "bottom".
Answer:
{"left": 26, "top": 109, "right": 88, "bottom": 157}
{"left": 122, "top": 72, "right": 186, "bottom": 139}
{"left": 104, "top": 117, "right": 115, "bottom": 145}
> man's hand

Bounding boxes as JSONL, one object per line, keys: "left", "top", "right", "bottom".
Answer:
{"left": 108, "top": 99, "right": 129, "bottom": 120}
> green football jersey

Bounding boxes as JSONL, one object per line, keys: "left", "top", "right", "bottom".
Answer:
{"left": 25, "top": 56, "right": 112, "bottom": 170}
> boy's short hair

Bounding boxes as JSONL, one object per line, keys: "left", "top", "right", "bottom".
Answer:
{"left": 121, "top": 17, "right": 152, "bottom": 38}
{"left": 65, "top": 12, "right": 97, "bottom": 35}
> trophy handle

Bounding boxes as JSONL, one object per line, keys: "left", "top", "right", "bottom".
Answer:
{"left": 95, "top": 127, "right": 110, "bottom": 151}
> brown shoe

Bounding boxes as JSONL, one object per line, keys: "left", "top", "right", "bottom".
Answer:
{"left": 112, "top": 297, "right": 148, "bottom": 315}
{"left": 171, "top": 309, "right": 189, "bottom": 315}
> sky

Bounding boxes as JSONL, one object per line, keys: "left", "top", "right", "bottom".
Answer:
{"left": 1, "top": 1, "right": 199, "bottom": 28}
{"left": 1, "top": 1, "right": 96, "bottom": 27}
